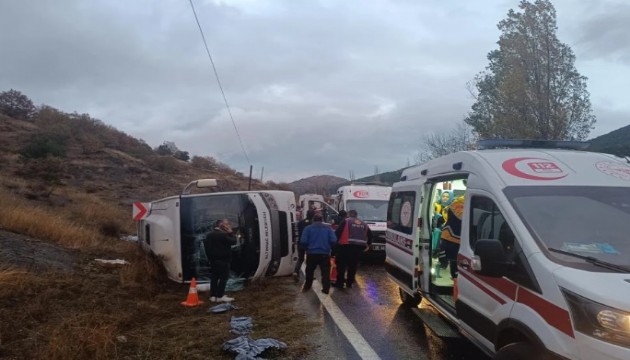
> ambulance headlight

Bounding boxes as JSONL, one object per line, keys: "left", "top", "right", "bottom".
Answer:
{"left": 562, "top": 288, "right": 630, "bottom": 347}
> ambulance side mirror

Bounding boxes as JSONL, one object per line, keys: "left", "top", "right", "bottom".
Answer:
{"left": 473, "top": 239, "right": 511, "bottom": 277}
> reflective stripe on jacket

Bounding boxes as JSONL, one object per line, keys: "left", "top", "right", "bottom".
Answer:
{"left": 337, "top": 217, "right": 369, "bottom": 246}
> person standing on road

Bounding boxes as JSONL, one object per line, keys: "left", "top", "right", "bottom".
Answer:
{"left": 203, "top": 219, "right": 237, "bottom": 302}
{"left": 332, "top": 209, "right": 347, "bottom": 230}
{"left": 334, "top": 209, "right": 373, "bottom": 289}
{"left": 299, "top": 213, "right": 337, "bottom": 294}
{"left": 293, "top": 209, "right": 315, "bottom": 280}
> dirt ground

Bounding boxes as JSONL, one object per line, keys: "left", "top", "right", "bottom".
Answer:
{"left": 0, "top": 229, "right": 321, "bottom": 360}
{"left": 0, "top": 229, "right": 79, "bottom": 272}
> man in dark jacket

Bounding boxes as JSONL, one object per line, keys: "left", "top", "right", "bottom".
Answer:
{"left": 331, "top": 209, "right": 347, "bottom": 231}
{"left": 334, "top": 209, "right": 373, "bottom": 288}
{"left": 293, "top": 209, "right": 315, "bottom": 280}
{"left": 299, "top": 213, "right": 337, "bottom": 294}
{"left": 203, "top": 219, "right": 237, "bottom": 302}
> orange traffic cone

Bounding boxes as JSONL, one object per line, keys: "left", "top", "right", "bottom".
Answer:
{"left": 181, "top": 277, "right": 204, "bottom": 307}
{"left": 330, "top": 257, "right": 337, "bottom": 282}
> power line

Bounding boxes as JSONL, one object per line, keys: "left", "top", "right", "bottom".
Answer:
{"left": 188, "top": 0, "right": 251, "bottom": 165}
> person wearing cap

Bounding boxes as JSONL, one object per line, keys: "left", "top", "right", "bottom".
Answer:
{"left": 299, "top": 213, "right": 337, "bottom": 294}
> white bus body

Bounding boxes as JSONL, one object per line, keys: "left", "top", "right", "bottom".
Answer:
{"left": 136, "top": 185, "right": 297, "bottom": 283}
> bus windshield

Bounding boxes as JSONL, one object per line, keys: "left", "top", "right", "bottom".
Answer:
{"left": 180, "top": 194, "right": 260, "bottom": 281}
{"left": 347, "top": 200, "right": 388, "bottom": 222}
{"left": 505, "top": 186, "right": 630, "bottom": 269}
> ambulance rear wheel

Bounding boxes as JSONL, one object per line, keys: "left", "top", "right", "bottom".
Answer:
{"left": 399, "top": 287, "right": 421, "bottom": 306}
{"left": 494, "top": 342, "right": 538, "bottom": 360}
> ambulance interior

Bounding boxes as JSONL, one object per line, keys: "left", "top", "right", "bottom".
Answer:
{"left": 429, "top": 178, "right": 522, "bottom": 310}
{"left": 429, "top": 178, "right": 467, "bottom": 308}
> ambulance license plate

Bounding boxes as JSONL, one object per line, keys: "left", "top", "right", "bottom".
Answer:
{"left": 372, "top": 244, "right": 385, "bottom": 251}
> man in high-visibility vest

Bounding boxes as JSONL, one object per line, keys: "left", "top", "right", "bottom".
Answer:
{"left": 334, "top": 209, "right": 372, "bottom": 289}
{"left": 438, "top": 195, "right": 464, "bottom": 279}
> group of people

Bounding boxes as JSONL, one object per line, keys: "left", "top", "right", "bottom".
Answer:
{"left": 200, "top": 206, "right": 374, "bottom": 302}
{"left": 295, "top": 208, "right": 373, "bottom": 294}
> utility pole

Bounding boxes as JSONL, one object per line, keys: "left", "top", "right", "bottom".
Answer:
{"left": 248, "top": 165, "right": 253, "bottom": 190}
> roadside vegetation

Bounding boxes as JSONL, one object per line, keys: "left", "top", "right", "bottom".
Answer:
{"left": 0, "top": 90, "right": 312, "bottom": 359}
{"left": 0, "top": 181, "right": 317, "bottom": 359}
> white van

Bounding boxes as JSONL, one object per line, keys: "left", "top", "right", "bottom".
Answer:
{"left": 335, "top": 183, "right": 392, "bottom": 254}
{"left": 136, "top": 179, "right": 298, "bottom": 283}
{"left": 385, "top": 140, "right": 630, "bottom": 360}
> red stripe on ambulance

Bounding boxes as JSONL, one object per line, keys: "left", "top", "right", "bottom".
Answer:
{"left": 516, "top": 287, "right": 574, "bottom": 338}
{"left": 459, "top": 270, "right": 507, "bottom": 305}
{"left": 458, "top": 255, "right": 574, "bottom": 338}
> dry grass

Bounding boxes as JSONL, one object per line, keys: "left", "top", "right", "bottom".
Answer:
{"left": 0, "top": 185, "right": 316, "bottom": 359}
{"left": 0, "top": 115, "right": 317, "bottom": 359}
{"left": 0, "top": 261, "right": 317, "bottom": 360}
{"left": 0, "top": 185, "right": 136, "bottom": 252}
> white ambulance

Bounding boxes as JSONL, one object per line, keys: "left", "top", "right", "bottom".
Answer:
{"left": 136, "top": 179, "right": 298, "bottom": 283}
{"left": 335, "top": 183, "right": 392, "bottom": 255}
{"left": 385, "top": 140, "right": 630, "bottom": 360}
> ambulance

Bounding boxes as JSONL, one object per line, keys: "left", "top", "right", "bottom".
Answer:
{"left": 334, "top": 183, "right": 392, "bottom": 255}
{"left": 385, "top": 140, "right": 630, "bottom": 360}
{"left": 135, "top": 179, "right": 298, "bottom": 283}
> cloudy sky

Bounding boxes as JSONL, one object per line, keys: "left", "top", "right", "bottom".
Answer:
{"left": 1, "top": 0, "right": 628, "bottom": 182}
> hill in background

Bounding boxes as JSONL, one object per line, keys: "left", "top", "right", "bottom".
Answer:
{"left": 588, "top": 124, "right": 630, "bottom": 157}
{"left": 287, "top": 175, "right": 347, "bottom": 196}
{"left": 0, "top": 95, "right": 286, "bottom": 224}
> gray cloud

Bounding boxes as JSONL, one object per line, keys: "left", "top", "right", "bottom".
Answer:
{"left": 1, "top": 0, "right": 628, "bottom": 182}
{"left": 569, "top": 1, "right": 630, "bottom": 64}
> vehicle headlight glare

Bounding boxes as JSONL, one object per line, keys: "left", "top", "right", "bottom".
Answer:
{"left": 562, "top": 288, "right": 630, "bottom": 348}
{"left": 597, "top": 310, "right": 630, "bottom": 334}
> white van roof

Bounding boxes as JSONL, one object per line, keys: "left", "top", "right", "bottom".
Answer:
{"left": 401, "top": 149, "right": 630, "bottom": 188}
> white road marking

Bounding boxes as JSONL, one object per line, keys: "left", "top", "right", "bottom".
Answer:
{"left": 303, "top": 265, "right": 382, "bottom": 360}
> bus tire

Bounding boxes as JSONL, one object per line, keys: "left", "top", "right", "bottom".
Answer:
{"left": 494, "top": 342, "right": 538, "bottom": 360}
{"left": 399, "top": 287, "right": 421, "bottom": 306}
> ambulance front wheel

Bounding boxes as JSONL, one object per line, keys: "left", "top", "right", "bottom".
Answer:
{"left": 494, "top": 341, "right": 538, "bottom": 360}
{"left": 399, "top": 287, "right": 421, "bottom": 306}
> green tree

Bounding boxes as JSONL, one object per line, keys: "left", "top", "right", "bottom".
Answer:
{"left": 20, "top": 133, "right": 67, "bottom": 159}
{"left": 0, "top": 89, "right": 36, "bottom": 120}
{"left": 465, "top": 0, "right": 595, "bottom": 140}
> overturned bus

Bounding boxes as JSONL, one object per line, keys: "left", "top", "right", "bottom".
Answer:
{"left": 135, "top": 179, "right": 298, "bottom": 283}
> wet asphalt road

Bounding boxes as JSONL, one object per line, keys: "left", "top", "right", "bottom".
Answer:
{"left": 296, "top": 259, "right": 491, "bottom": 360}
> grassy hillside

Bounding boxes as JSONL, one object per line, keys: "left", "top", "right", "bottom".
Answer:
{"left": 0, "top": 93, "right": 311, "bottom": 360}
